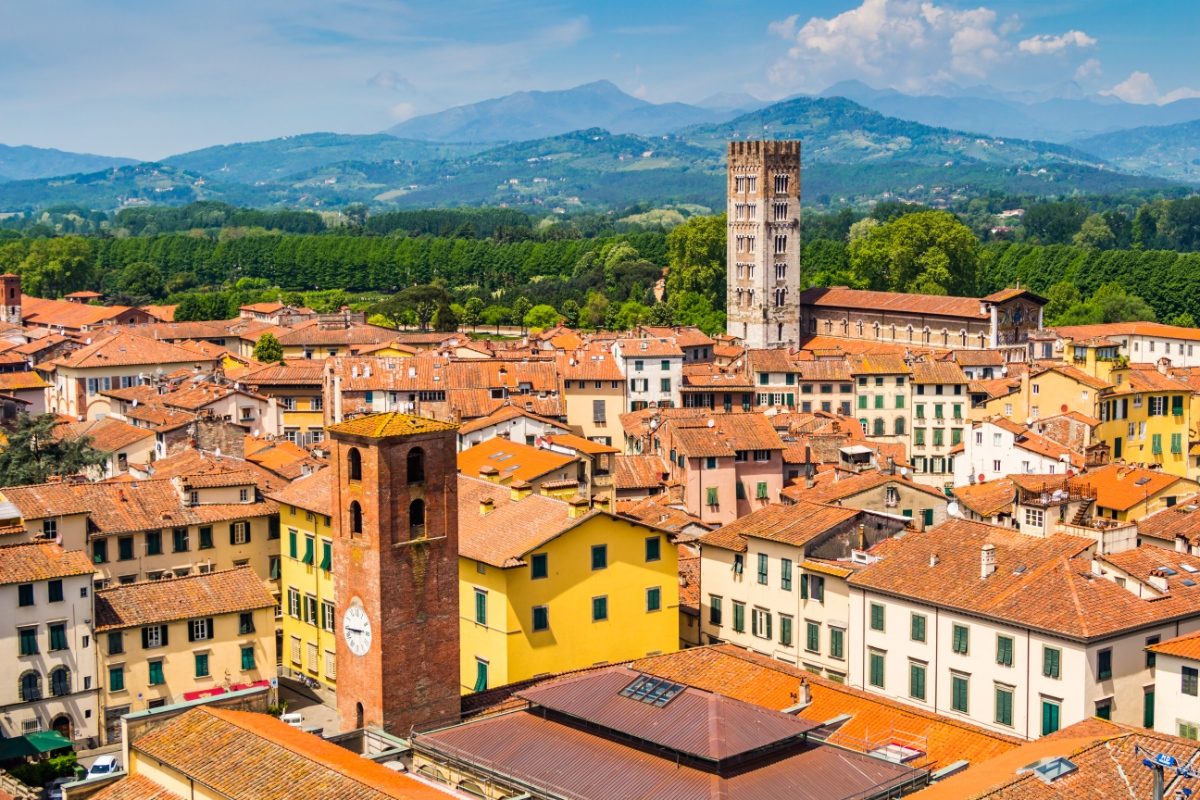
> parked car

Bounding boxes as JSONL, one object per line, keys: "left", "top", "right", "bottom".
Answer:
{"left": 280, "top": 712, "right": 303, "bottom": 728}
{"left": 46, "top": 776, "right": 74, "bottom": 800}
{"left": 86, "top": 755, "right": 120, "bottom": 779}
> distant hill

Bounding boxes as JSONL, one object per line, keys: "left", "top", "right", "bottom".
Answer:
{"left": 1073, "top": 119, "right": 1200, "bottom": 183}
{"left": 0, "top": 144, "right": 136, "bottom": 183}
{"left": 819, "top": 80, "right": 1200, "bottom": 148}
{"left": 0, "top": 96, "right": 1179, "bottom": 213}
{"left": 163, "top": 132, "right": 486, "bottom": 184}
{"left": 386, "top": 80, "right": 734, "bottom": 141}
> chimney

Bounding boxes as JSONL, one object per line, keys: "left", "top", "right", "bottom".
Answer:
{"left": 797, "top": 678, "right": 812, "bottom": 709}
{"left": 509, "top": 480, "right": 532, "bottom": 502}
{"left": 478, "top": 465, "right": 499, "bottom": 483}
{"left": 981, "top": 543, "right": 997, "bottom": 579}
{"left": 929, "top": 553, "right": 940, "bottom": 567}
{"left": 479, "top": 497, "right": 494, "bottom": 515}
{"left": 593, "top": 495, "right": 611, "bottom": 513}
{"left": 858, "top": 523, "right": 866, "bottom": 551}
{"left": 1148, "top": 574, "right": 1169, "bottom": 594}
{"left": 567, "top": 495, "right": 590, "bottom": 519}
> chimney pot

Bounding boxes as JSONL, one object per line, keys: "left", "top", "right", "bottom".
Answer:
{"left": 930, "top": 553, "right": 940, "bottom": 567}
{"left": 981, "top": 543, "right": 997, "bottom": 579}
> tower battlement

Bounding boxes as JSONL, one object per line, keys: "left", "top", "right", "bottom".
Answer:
{"left": 727, "top": 140, "right": 801, "bottom": 157}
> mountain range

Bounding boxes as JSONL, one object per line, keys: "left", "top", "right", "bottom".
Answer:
{"left": 0, "top": 80, "right": 1196, "bottom": 214}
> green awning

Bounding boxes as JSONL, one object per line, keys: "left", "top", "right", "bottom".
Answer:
{"left": 0, "top": 730, "right": 73, "bottom": 760}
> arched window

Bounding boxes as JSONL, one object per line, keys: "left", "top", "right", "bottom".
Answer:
{"left": 410, "top": 499, "right": 426, "bottom": 538}
{"left": 407, "top": 448, "right": 425, "bottom": 484}
{"left": 19, "top": 671, "right": 41, "bottom": 702}
{"left": 50, "top": 667, "right": 69, "bottom": 697}
{"left": 349, "top": 501, "right": 363, "bottom": 537}
{"left": 859, "top": 418, "right": 869, "bottom": 434}
{"left": 894, "top": 417, "right": 906, "bottom": 435}
{"left": 457, "top": 781, "right": 487, "bottom": 799}
{"left": 873, "top": 418, "right": 885, "bottom": 436}
{"left": 355, "top": 702, "right": 364, "bottom": 729}
{"left": 347, "top": 448, "right": 362, "bottom": 482}
{"left": 960, "top": 330, "right": 968, "bottom": 346}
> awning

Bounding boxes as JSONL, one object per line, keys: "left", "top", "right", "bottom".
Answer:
{"left": 182, "top": 678, "right": 271, "bottom": 702}
{"left": 0, "top": 730, "right": 73, "bottom": 761}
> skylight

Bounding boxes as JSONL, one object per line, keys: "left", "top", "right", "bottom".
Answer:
{"left": 620, "top": 675, "right": 685, "bottom": 707}
{"left": 1025, "top": 757, "right": 1078, "bottom": 784}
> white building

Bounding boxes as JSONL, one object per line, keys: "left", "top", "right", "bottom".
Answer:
{"left": 0, "top": 542, "right": 99, "bottom": 747}
{"left": 1148, "top": 631, "right": 1200, "bottom": 738}
{"left": 847, "top": 519, "right": 1200, "bottom": 739}
{"left": 953, "top": 417, "right": 1084, "bottom": 486}
{"left": 1056, "top": 322, "right": 1200, "bottom": 368}
{"left": 611, "top": 338, "right": 683, "bottom": 411}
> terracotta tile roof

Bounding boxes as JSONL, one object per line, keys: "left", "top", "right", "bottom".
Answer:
{"left": 618, "top": 406, "right": 713, "bottom": 439}
{"left": 51, "top": 331, "right": 213, "bottom": 370}
{"left": 274, "top": 321, "right": 397, "bottom": 347}
{"left": 456, "top": 403, "right": 567, "bottom": 436}
{"left": 848, "top": 353, "right": 912, "bottom": 375}
{"left": 557, "top": 349, "right": 625, "bottom": 381}
{"left": 911, "top": 360, "right": 968, "bottom": 385}
{"left": 667, "top": 413, "right": 784, "bottom": 458}
{"left": 801, "top": 286, "right": 991, "bottom": 320}
{"left": 179, "top": 469, "right": 259, "bottom": 489}
{"left": 948, "top": 349, "right": 1006, "bottom": 366}
{"left": 913, "top": 720, "right": 1200, "bottom": 799}
{"left": 612, "top": 454, "right": 668, "bottom": 490}
{"left": 969, "top": 376, "right": 1019, "bottom": 400}
{"left": 1036, "top": 362, "right": 1111, "bottom": 391}
{"left": 268, "top": 468, "right": 333, "bottom": 518}
{"left": 457, "top": 476, "right": 603, "bottom": 567}
{"left": 701, "top": 501, "right": 859, "bottom": 553}
{"left": 638, "top": 326, "right": 715, "bottom": 348}
{"left": 94, "top": 566, "right": 275, "bottom": 631}
{"left": 1055, "top": 321, "right": 1200, "bottom": 343}
{"left": 629, "top": 645, "right": 1020, "bottom": 773}
{"left": 1137, "top": 498, "right": 1200, "bottom": 545}
{"left": 1149, "top": 629, "right": 1200, "bottom": 661}
{"left": 1069, "top": 463, "right": 1195, "bottom": 512}
{"left": 21, "top": 295, "right": 134, "bottom": 330}
{"left": 61, "top": 417, "right": 154, "bottom": 452}
{"left": 239, "top": 359, "right": 327, "bottom": 386}
{"left": 457, "top": 438, "right": 574, "bottom": 484}
{"left": 850, "top": 520, "right": 1200, "bottom": 640}
{"left": 0, "top": 482, "right": 93, "bottom": 519}
{"left": 141, "top": 450, "right": 287, "bottom": 494}
{"left": 1099, "top": 546, "right": 1200, "bottom": 592}
{"left": 0, "top": 541, "right": 93, "bottom": 585}
{"left": 132, "top": 706, "right": 448, "bottom": 800}
{"left": 545, "top": 433, "right": 618, "bottom": 455}
{"left": 328, "top": 411, "right": 457, "bottom": 440}
{"left": 745, "top": 348, "right": 797, "bottom": 373}
{"left": 614, "top": 337, "right": 683, "bottom": 357}
{"left": 680, "top": 363, "right": 754, "bottom": 389}
{"left": 616, "top": 493, "right": 709, "bottom": 535}
{"left": 981, "top": 288, "right": 1046, "bottom": 304}
{"left": 1105, "top": 365, "right": 1192, "bottom": 395}
{"left": 0, "top": 371, "right": 48, "bottom": 391}
{"left": 782, "top": 470, "right": 946, "bottom": 504}
{"left": 984, "top": 418, "right": 1084, "bottom": 468}
{"left": 242, "top": 437, "right": 325, "bottom": 480}
{"left": 139, "top": 304, "right": 177, "bottom": 323}
{"left": 89, "top": 775, "right": 184, "bottom": 800}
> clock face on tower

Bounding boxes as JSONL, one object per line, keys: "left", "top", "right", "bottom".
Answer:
{"left": 343, "top": 603, "right": 372, "bottom": 657}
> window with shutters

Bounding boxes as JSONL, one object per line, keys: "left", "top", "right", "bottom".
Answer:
{"left": 473, "top": 658, "right": 489, "bottom": 693}
{"left": 18, "top": 627, "right": 38, "bottom": 656}
{"left": 951, "top": 674, "right": 969, "bottom": 712}
{"left": 909, "top": 662, "right": 926, "bottom": 700}
{"left": 148, "top": 660, "right": 165, "bottom": 686}
{"left": 48, "top": 623, "right": 67, "bottom": 652}
{"left": 305, "top": 595, "right": 317, "bottom": 624}
{"left": 870, "top": 603, "right": 885, "bottom": 632}
{"left": 320, "top": 540, "right": 332, "bottom": 571}
{"left": 173, "top": 528, "right": 189, "bottom": 552}
{"left": 778, "top": 615, "right": 792, "bottom": 646}
{"left": 532, "top": 606, "right": 549, "bottom": 632}
{"left": 240, "top": 646, "right": 256, "bottom": 671}
{"left": 995, "top": 685, "right": 1014, "bottom": 726}
{"left": 810, "top": 574, "right": 825, "bottom": 602}
{"left": 751, "top": 608, "right": 772, "bottom": 640}
{"left": 1043, "top": 646, "right": 1061, "bottom": 679}
{"left": 733, "top": 601, "right": 745, "bottom": 633}
{"left": 474, "top": 589, "right": 487, "bottom": 625}
{"left": 1183, "top": 666, "right": 1198, "bottom": 696}
{"left": 143, "top": 625, "right": 166, "bottom": 649}
{"left": 199, "top": 526, "right": 213, "bottom": 550}
{"left": 290, "top": 636, "right": 301, "bottom": 665}
{"left": 591, "top": 544, "right": 607, "bottom": 570}
{"left": 830, "top": 627, "right": 845, "bottom": 660}
{"left": 996, "top": 635, "right": 1014, "bottom": 667}
{"left": 1041, "top": 699, "right": 1060, "bottom": 735}
{"left": 709, "top": 596, "right": 722, "bottom": 626}
{"left": 805, "top": 620, "right": 819, "bottom": 653}
{"left": 1097, "top": 648, "right": 1113, "bottom": 680}
{"left": 287, "top": 588, "right": 300, "bottom": 618}
{"left": 189, "top": 619, "right": 212, "bottom": 642}
{"left": 756, "top": 481, "right": 769, "bottom": 499}
{"left": 231, "top": 521, "right": 250, "bottom": 545}
{"left": 321, "top": 601, "right": 335, "bottom": 632}
{"left": 757, "top": 554, "right": 768, "bottom": 585}
{"left": 591, "top": 596, "right": 607, "bottom": 622}
{"left": 780, "top": 559, "right": 792, "bottom": 590}
{"left": 307, "top": 643, "right": 318, "bottom": 673}
{"left": 952, "top": 624, "right": 969, "bottom": 654}
{"left": 108, "top": 666, "right": 124, "bottom": 693}
{"left": 910, "top": 613, "right": 926, "bottom": 642}
{"left": 303, "top": 536, "right": 315, "bottom": 565}
{"left": 195, "top": 652, "right": 210, "bottom": 678}
{"left": 869, "top": 650, "right": 885, "bottom": 689}
{"left": 324, "top": 650, "right": 336, "bottom": 680}
{"left": 706, "top": 487, "right": 719, "bottom": 507}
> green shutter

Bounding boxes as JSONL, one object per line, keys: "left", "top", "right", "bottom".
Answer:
{"left": 706, "top": 487, "right": 718, "bottom": 506}
{"left": 756, "top": 481, "right": 768, "bottom": 499}
{"left": 909, "top": 663, "right": 925, "bottom": 700}
{"left": 736, "top": 481, "right": 746, "bottom": 500}
{"left": 911, "top": 614, "right": 925, "bottom": 642}
{"left": 806, "top": 622, "right": 819, "bottom": 651}
{"left": 1042, "top": 701, "right": 1060, "bottom": 735}
{"left": 733, "top": 603, "right": 745, "bottom": 633}
{"left": 473, "top": 661, "right": 488, "bottom": 692}
{"left": 302, "top": 536, "right": 314, "bottom": 565}
{"left": 241, "top": 646, "right": 255, "bottom": 671}
{"left": 1172, "top": 433, "right": 1183, "bottom": 454}
{"left": 1144, "top": 690, "right": 1156, "bottom": 729}
{"left": 997, "top": 636, "right": 1013, "bottom": 666}
{"left": 952, "top": 676, "right": 968, "bottom": 712}
{"left": 1173, "top": 395, "right": 1184, "bottom": 416}
{"left": 830, "top": 628, "right": 844, "bottom": 659}
{"left": 1044, "top": 647, "right": 1060, "bottom": 678}
{"left": 869, "top": 652, "right": 885, "bottom": 688}
{"left": 858, "top": 395, "right": 868, "bottom": 409}
{"left": 800, "top": 574, "right": 808, "bottom": 599}
{"left": 870, "top": 604, "right": 884, "bottom": 631}
{"left": 474, "top": 590, "right": 487, "bottom": 625}
{"left": 996, "top": 687, "right": 1013, "bottom": 726}
{"left": 1153, "top": 433, "right": 1163, "bottom": 455}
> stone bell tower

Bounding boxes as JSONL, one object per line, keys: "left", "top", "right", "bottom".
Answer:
{"left": 725, "top": 140, "right": 801, "bottom": 349}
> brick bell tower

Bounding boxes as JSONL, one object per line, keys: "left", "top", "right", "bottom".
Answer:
{"left": 327, "top": 412, "right": 461, "bottom": 734}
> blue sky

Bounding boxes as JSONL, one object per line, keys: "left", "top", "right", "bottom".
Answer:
{"left": 1, "top": 0, "right": 1196, "bottom": 159}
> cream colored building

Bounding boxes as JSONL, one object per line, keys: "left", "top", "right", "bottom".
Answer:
{"left": 1148, "top": 632, "right": 1200, "bottom": 737}
{"left": 558, "top": 349, "right": 627, "bottom": 446}
{"left": 848, "top": 519, "right": 1200, "bottom": 739}
{"left": 699, "top": 501, "right": 907, "bottom": 683}
{"left": 0, "top": 542, "right": 97, "bottom": 747}
{"left": 94, "top": 567, "right": 276, "bottom": 744}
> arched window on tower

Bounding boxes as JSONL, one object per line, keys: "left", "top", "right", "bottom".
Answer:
{"left": 407, "top": 448, "right": 425, "bottom": 484}
{"left": 410, "top": 499, "right": 426, "bottom": 538}
{"left": 349, "top": 501, "right": 363, "bottom": 537}
{"left": 347, "top": 448, "right": 362, "bottom": 482}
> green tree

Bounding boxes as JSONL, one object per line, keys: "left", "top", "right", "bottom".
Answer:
{"left": 463, "top": 297, "right": 485, "bottom": 330}
{"left": 668, "top": 291, "right": 725, "bottom": 335}
{"left": 432, "top": 302, "right": 459, "bottom": 332}
{"left": 481, "top": 304, "right": 511, "bottom": 329}
{"left": 612, "top": 299, "right": 651, "bottom": 331}
{"left": 0, "top": 414, "right": 106, "bottom": 486}
{"left": 113, "top": 261, "right": 164, "bottom": 304}
{"left": 524, "top": 304, "right": 559, "bottom": 330}
{"left": 19, "top": 236, "right": 93, "bottom": 298}
{"left": 1023, "top": 201, "right": 1088, "bottom": 245}
{"left": 511, "top": 296, "right": 532, "bottom": 331}
{"left": 580, "top": 292, "right": 610, "bottom": 329}
{"left": 1057, "top": 282, "right": 1157, "bottom": 325}
{"left": 1043, "top": 281, "right": 1082, "bottom": 324}
{"left": 848, "top": 211, "right": 978, "bottom": 295}
{"left": 560, "top": 298, "right": 580, "bottom": 328}
{"left": 648, "top": 302, "right": 674, "bottom": 326}
{"left": 371, "top": 285, "right": 453, "bottom": 331}
{"left": 1168, "top": 312, "right": 1197, "bottom": 328}
{"left": 1073, "top": 214, "right": 1116, "bottom": 250}
{"left": 664, "top": 214, "right": 725, "bottom": 307}
{"left": 252, "top": 333, "right": 284, "bottom": 363}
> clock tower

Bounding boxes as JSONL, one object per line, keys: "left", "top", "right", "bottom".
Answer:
{"left": 327, "top": 412, "right": 461, "bottom": 734}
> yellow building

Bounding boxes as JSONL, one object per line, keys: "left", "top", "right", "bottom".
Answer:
{"left": 457, "top": 476, "right": 679, "bottom": 693}
{"left": 1062, "top": 335, "right": 1125, "bottom": 383}
{"left": 239, "top": 359, "right": 327, "bottom": 446}
{"left": 1069, "top": 463, "right": 1199, "bottom": 523}
{"left": 94, "top": 567, "right": 276, "bottom": 744}
{"left": 971, "top": 363, "right": 1111, "bottom": 423}
{"left": 1097, "top": 365, "right": 1193, "bottom": 477}
{"left": 269, "top": 468, "right": 338, "bottom": 692}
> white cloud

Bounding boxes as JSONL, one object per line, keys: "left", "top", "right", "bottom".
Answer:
{"left": 1101, "top": 71, "right": 1200, "bottom": 105}
{"left": 1017, "top": 30, "right": 1095, "bottom": 55}
{"left": 767, "top": 0, "right": 1100, "bottom": 94}
{"left": 389, "top": 102, "right": 417, "bottom": 121}
{"left": 368, "top": 69, "right": 414, "bottom": 92}
{"left": 1074, "top": 58, "right": 1101, "bottom": 80}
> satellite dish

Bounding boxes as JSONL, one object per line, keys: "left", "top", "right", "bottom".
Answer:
{"left": 947, "top": 501, "right": 961, "bottom": 518}
{"left": 978, "top": 473, "right": 986, "bottom": 483}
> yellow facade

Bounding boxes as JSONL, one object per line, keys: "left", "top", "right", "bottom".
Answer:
{"left": 277, "top": 395, "right": 325, "bottom": 445}
{"left": 971, "top": 367, "right": 1107, "bottom": 423}
{"left": 458, "top": 514, "right": 679, "bottom": 693}
{"left": 1064, "top": 340, "right": 1123, "bottom": 383}
{"left": 279, "top": 503, "right": 338, "bottom": 690}
{"left": 1097, "top": 385, "right": 1191, "bottom": 479}
{"left": 99, "top": 606, "right": 275, "bottom": 743}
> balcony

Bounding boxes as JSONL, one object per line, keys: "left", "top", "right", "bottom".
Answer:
{"left": 1017, "top": 479, "right": 1096, "bottom": 508}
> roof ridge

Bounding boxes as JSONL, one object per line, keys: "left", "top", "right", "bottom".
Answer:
{"left": 95, "top": 564, "right": 258, "bottom": 594}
